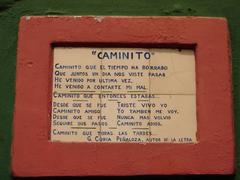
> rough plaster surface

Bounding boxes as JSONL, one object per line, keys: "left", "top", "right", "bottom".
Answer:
{"left": 12, "top": 16, "right": 234, "bottom": 177}
{"left": 0, "top": 0, "right": 239, "bottom": 179}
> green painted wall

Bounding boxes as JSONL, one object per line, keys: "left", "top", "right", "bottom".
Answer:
{"left": 0, "top": 0, "right": 239, "bottom": 179}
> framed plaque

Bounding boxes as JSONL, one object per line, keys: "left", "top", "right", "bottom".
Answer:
{"left": 12, "top": 16, "right": 234, "bottom": 176}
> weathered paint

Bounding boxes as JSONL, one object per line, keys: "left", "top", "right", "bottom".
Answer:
{"left": 12, "top": 16, "right": 234, "bottom": 176}
{"left": 0, "top": 0, "right": 240, "bottom": 179}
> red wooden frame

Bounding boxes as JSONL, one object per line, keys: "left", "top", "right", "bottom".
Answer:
{"left": 12, "top": 16, "right": 234, "bottom": 176}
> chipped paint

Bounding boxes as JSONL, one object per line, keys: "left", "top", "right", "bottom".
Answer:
{"left": 94, "top": 16, "right": 105, "bottom": 22}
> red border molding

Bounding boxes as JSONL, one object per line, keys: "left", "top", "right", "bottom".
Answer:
{"left": 12, "top": 16, "right": 234, "bottom": 176}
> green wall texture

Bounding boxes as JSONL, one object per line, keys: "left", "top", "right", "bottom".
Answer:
{"left": 0, "top": 0, "right": 240, "bottom": 179}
